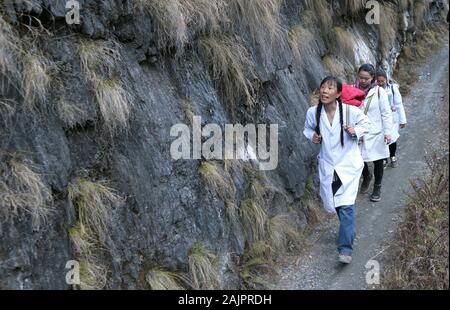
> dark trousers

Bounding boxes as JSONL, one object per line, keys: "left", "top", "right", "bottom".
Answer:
{"left": 389, "top": 142, "right": 397, "bottom": 158}
{"left": 363, "top": 160, "right": 384, "bottom": 186}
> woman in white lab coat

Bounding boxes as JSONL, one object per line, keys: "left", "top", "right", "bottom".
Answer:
{"left": 355, "top": 64, "right": 393, "bottom": 202}
{"left": 376, "top": 69, "right": 407, "bottom": 168}
{"left": 304, "top": 76, "right": 371, "bottom": 264}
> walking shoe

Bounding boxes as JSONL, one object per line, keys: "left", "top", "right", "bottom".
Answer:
{"left": 390, "top": 156, "right": 399, "bottom": 168}
{"left": 338, "top": 254, "right": 352, "bottom": 264}
{"left": 360, "top": 174, "right": 372, "bottom": 194}
{"left": 370, "top": 184, "right": 382, "bottom": 202}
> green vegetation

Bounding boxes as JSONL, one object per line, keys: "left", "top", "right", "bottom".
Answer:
{"left": 383, "top": 152, "right": 449, "bottom": 289}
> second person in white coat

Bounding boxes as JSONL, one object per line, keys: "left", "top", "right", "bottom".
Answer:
{"left": 356, "top": 64, "right": 393, "bottom": 202}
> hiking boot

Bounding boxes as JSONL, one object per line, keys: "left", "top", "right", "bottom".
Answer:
{"left": 338, "top": 254, "right": 352, "bottom": 264}
{"left": 370, "top": 184, "right": 382, "bottom": 202}
{"left": 390, "top": 157, "right": 399, "bottom": 168}
{"left": 360, "top": 174, "right": 372, "bottom": 194}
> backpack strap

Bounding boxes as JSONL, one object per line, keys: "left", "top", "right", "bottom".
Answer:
{"left": 315, "top": 105, "right": 320, "bottom": 135}
{"left": 364, "top": 94, "right": 375, "bottom": 115}
{"left": 390, "top": 83, "right": 396, "bottom": 98}
{"left": 346, "top": 103, "right": 350, "bottom": 127}
{"left": 364, "top": 86, "right": 379, "bottom": 115}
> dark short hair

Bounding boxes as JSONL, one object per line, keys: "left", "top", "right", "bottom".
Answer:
{"left": 376, "top": 68, "right": 388, "bottom": 79}
{"left": 358, "top": 63, "right": 376, "bottom": 77}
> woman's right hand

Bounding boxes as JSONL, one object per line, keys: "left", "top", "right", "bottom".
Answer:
{"left": 344, "top": 125, "right": 356, "bottom": 137}
{"left": 313, "top": 132, "right": 322, "bottom": 144}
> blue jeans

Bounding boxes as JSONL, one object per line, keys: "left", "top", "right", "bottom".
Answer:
{"left": 336, "top": 205, "right": 356, "bottom": 256}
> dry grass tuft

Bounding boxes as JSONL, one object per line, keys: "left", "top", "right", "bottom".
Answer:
{"left": 342, "top": 0, "right": 366, "bottom": 16}
{"left": 135, "top": 0, "right": 189, "bottom": 52}
{"left": 135, "top": 0, "right": 284, "bottom": 53}
{"left": 56, "top": 99, "right": 88, "bottom": 129}
{"left": 267, "top": 214, "right": 301, "bottom": 251}
{"left": 199, "top": 34, "right": 257, "bottom": 115}
{"left": 68, "top": 178, "right": 123, "bottom": 245}
{"left": 413, "top": 0, "right": 433, "bottom": 29}
{"left": 322, "top": 55, "right": 347, "bottom": 80}
{"left": 1, "top": 17, "right": 54, "bottom": 113}
{"left": 79, "top": 40, "right": 132, "bottom": 134}
{"left": 78, "top": 259, "right": 108, "bottom": 290}
{"left": 332, "top": 26, "right": 356, "bottom": 65}
{"left": 79, "top": 39, "right": 120, "bottom": 82}
{"left": 68, "top": 178, "right": 122, "bottom": 246}
{"left": 304, "top": 0, "right": 333, "bottom": 36}
{"left": 0, "top": 154, "right": 53, "bottom": 228}
{"left": 68, "top": 177, "right": 123, "bottom": 290}
{"left": 135, "top": 0, "right": 228, "bottom": 53}
{"left": 94, "top": 78, "right": 132, "bottom": 134}
{"left": 188, "top": 242, "right": 220, "bottom": 290}
{"left": 0, "top": 16, "right": 21, "bottom": 84}
{"left": 288, "top": 25, "right": 314, "bottom": 63}
{"left": 199, "top": 161, "right": 237, "bottom": 209}
{"left": 146, "top": 268, "right": 189, "bottom": 290}
{"left": 379, "top": 2, "right": 399, "bottom": 59}
{"left": 69, "top": 222, "right": 96, "bottom": 255}
{"left": 230, "top": 0, "right": 285, "bottom": 47}
{"left": 240, "top": 240, "right": 275, "bottom": 289}
{"left": 0, "top": 99, "right": 16, "bottom": 128}
{"left": 22, "top": 50, "right": 51, "bottom": 109}
{"left": 240, "top": 198, "right": 268, "bottom": 243}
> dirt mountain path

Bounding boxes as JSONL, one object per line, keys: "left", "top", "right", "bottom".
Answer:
{"left": 275, "top": 43, "right": 449, "bottom": 290}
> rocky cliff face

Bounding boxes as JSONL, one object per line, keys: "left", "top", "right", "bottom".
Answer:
{"left": 0, "top": 0, "right": 448, "bottom": 289}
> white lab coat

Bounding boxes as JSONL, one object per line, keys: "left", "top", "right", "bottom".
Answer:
{"left": 304, "top": 103, "right": 371, "bottom": 213}
{"left": 359, "top": 86, "right": 393, "bottom": 162}
{"left": 384, "top": 83, "right": 407, "bottom": 144}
